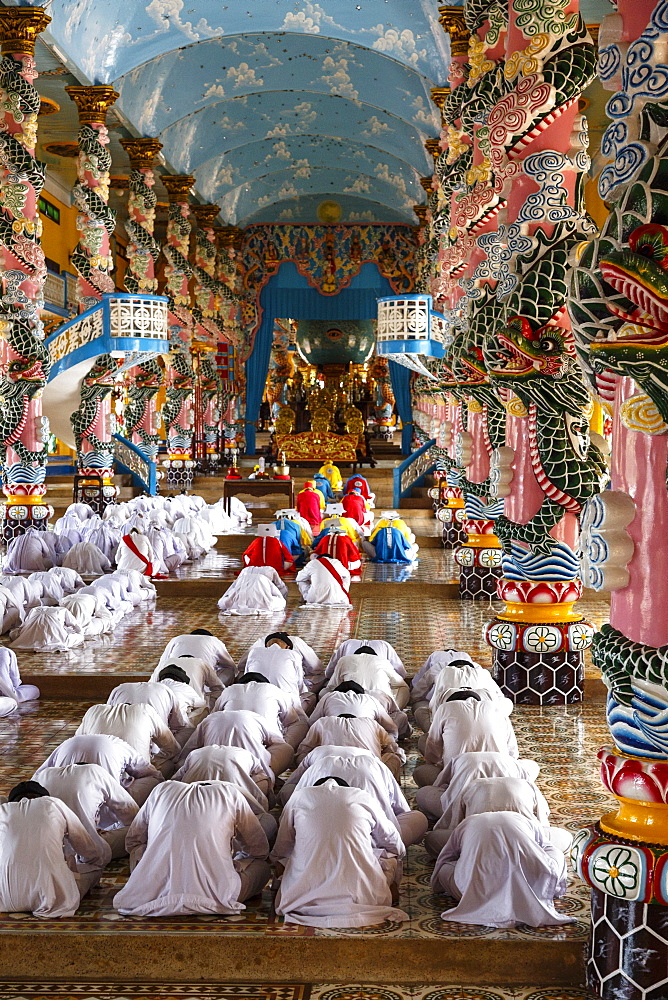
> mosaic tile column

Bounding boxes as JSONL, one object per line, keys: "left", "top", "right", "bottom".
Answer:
{"left": 0, "top": 7, "right": 53, "bottom": 539}
{"left": 567, "top": 0, "right": 668, "bottom": 992}
{"left": 434, "top": 469, "right": 467, "bottom": 548}
{"left": 65, "top": 85, "right": 120, "bottom": 512}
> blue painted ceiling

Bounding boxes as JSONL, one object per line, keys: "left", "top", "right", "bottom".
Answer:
{"left": 16, "top": 0, "right": 453, "bottom": 225}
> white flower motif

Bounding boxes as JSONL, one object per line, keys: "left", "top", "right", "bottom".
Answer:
{"left": 488, "top": 621, "right": 516, "bottom": 651}
{"left": 522, "top": 625, "right": 562, "bottom": 653}
{"left": 590, "top": 846, "right": 641, "bottom": 899}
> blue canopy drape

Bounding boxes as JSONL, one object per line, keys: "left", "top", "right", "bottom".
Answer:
{"left": 244, "top": 262, "right": 393, "bottom": 454}
{"left": 388, "top": 360, "right": 413, "bottom": 455}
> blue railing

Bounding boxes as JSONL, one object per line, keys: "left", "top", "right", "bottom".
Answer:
{"left": 112, "top": 434, "right": 157, "bottom": 495}
{"left": 392, "top": 437, "right": 437, "bottom": 507}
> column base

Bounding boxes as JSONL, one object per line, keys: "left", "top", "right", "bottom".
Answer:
{"left": 588, "top": 887, "right": 668, "bottom": 999}
{"left": 1, "top": 502, "right": 52, "bottom": 541}
{"left": 76, "top": 482, "right": 118, "bottom": 516}
{"left": 459, "top": 563, "right": 503, "bottom": 600}
{"left": 442, "top": 523, "right": 468, "bottom": 548}
{"left": 166, "top": 467, "right": 194, "bottom": 490}
{"left": 492, "top": 648, "right": 584, "bottom": 703}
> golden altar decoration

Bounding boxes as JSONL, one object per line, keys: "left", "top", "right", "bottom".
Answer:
{"left": 276, "top": 431, "right": 358, "bottom": 462}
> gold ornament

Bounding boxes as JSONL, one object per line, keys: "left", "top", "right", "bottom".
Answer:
{"left": 467, "top": 35, "right": 494, "bottom": 85}
{"left": 438, "top": 6, "right": 469, "bottom": 56}
{"left": 120, "top": 137, "right": 163, "bottom": 169}
{"left": 163, "top": 174, "right": 195, "bottom": 201}
{"left": 620, "top": 393, "right": 668, "bottom": 435}
{"left": 65, "top": 85, "right": 119, "bottom": 124}
{"left": 505, "top": 395, "right": 529, "bottom": 418}
{"left": 0, "top": 7, "right": 51, "bottom": 55}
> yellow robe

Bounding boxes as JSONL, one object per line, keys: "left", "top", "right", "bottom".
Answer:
{"left": 318, "top": 462, "right": 343, "bottom": 492}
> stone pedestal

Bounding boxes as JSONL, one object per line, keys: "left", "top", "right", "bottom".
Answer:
{"left": 1, "top": 498, "right": 52, "bottom": 541}
{"left": 455, "top": 520, "right": 503, "bottom": 600}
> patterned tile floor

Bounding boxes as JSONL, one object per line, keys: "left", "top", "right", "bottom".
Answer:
{"left": 0, "top": 985, "right": 598, "bottom": 999}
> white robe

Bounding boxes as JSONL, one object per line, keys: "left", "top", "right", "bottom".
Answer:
{"left": 433, "top": 753, "right": 542, "bottom": 827}
{"left": 291, "top": 750, "right": 410, "bottom": 830}
{"left": 425, "top": 700, "right": 518, "bottom": 768}
{"left": 156, "top": 633, "right": 235, "bottom": 676}
{"left": 296, "top": 716, "right": 403, "bottom": 764}
{"left": 0, "top": 797, "right": 105, "bottom": 918}
{"left": 62, "top": 542, "right": 112, "bottom": 577}
{"left": 0, "top": 646, "right": 39, "bottom": 704}
{"left": 113, "top": 568, "right": 157, "bottom": 602}
{"left": 432, "top": 812, "right": 573, "bottom": 928}
{"left": 172, "top": 516, "right": 217, "bottom": 559}
{"left": 213, "top": 681, "right": 305, "bottom": 735}
{"left": 295, "top": 557, "right": 351, "bottom": 607}
{"left": 2, "top": 529, "right": 55, "bottom": 573}
{"left": 83, "top": 523, "right": 121, "bottom": 563}
{"left": 217, "top": 566, "right": 287, "bottom": 616}
{"left": 28, "top": 571, "right": 65, "bottom": 606}
{"left": 76, "top": 703, "right": 179, "bottom": 762}
{"left": 430, "top": 663, "right": 505, "bottom": 707}
{"left": 159, "top": 678, "right": 207, "bottom": 725}
{"left": 308, "top": 691, "right": 397, "bottom": 736}
{"left": 326, "top": 639, "right": 405, "bottom": 678}
{"left": 173, "top": 745, "right": 270, "bottom": 813}
{"left": 35, "top": 734, "right": 162, "bottom": 789}
{"left": 148, "top": 655, "right": 223, "bottom": 700}
{"left": 50, "top": 567, "right": 85, "bottom": 595}
{"left": 178, "top": 709, "right": 283, "bottom": 780}
{"left": 245, "top": 646, "right": 307, "bottom": 702}
{"left": 237, "top": 635, "right": 322, "bottom": 681}
{"left": 59, "top": 593, "right": 112, "bottom": 637}
{"left": 9, "top": 606, "right": 85, "bottom": 653}
{"left": 272, "top": 781, "right": 407, "bottom": 927}
{"left": 113, "top": 781, "right": 269, "bottom": 916}
{"left": 107, "top": 681, "right": 190, "bottom": 732}
{"left": 115, "top": 533, "right": 155, "bottom": 576}
{"left": 0, "top": 582, "right": 28, "bottom": 632}
{"left": 34, "top": 762, "right": 137, "bottom": 848}
{"left": 411, "top": 650, "right": 475, "bottom": 702}
{"left": 325, "top": 652, "right": 409, "bottom": 708}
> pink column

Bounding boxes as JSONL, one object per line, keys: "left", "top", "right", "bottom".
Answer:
{"left": 120, "top": 137, "right": 163, "bottom": 294}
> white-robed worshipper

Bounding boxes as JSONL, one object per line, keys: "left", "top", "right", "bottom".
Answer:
{"left": 0, "top": 573, "right": 42, "bottom": 610}
{"left": 416, "top": 750, "right": 541, "bottom": 827}
{"left": 308, "top": 681, "right": 400, "bottom": 738}
{"left": 116, "top": 527, "right": 159, "bottom": 577}
{"left": 27, "top": 571, "right": 65, "bottom": 606}
{"left": 296, "top": 714, "right": 405, "bottom": 780}
{"left": 411, "top": 650, "right": 475, "bottom": 702}
{"left": 113, "top": 568, "right": 157, "bottom": 604}
{"left": 149, "top": 653, "right": 223, "bottom": 703}
{"left": 0, "top": 781, "right": 108, "bottom": 918}
{"left": 178, "top": 708, "right": 294, "bottom": 782}
{"left": 237, "top": 632, "right": 324, "bottom": 692}
{"left": 218, "top": 565, "right": 288, "bottom": 617}
{"left": 431, "top": 811, "right": 574, "bottom": 928}
{"left": 154, "top": 629, "right": 236, "bottom": 686}
{"left": 2, "top": 528, "right": 55, "bottom": 574}
{"left": 75, "top": 703, "right": 180, "bottom": 775}
{"left": 79, "top": 577, "right": 132, "bottom": 619}
{"left": 107, "top": 680, "right": 194, "bottom": 746}
{"left": 324, "top": 647, "right": 410, "bottom": 710}
{"left": 279, "top": 749, "right": 427, "bottom": 847}
{"left": 113, "top": 780, "right": 271, "bottom": 917}
{"left": 0, "top": 581, "right": 30, "bottom": 632}
{"left": 173, "top": 744, "right": 277, "bottom": 842}
{"left": 423, "top": 769, "right": 555, "bottom": 858}
{"left": 326, "top": 638, "right": 406, "bottom": 679}
{"left": 32, "top": 762, "right": 139, "bottom": 860}
{"left": 35, "top": 733, "right": 163, "bottom": 805}
{"left": 295, "top": 553, "right": 352, "bottom": 608}
{"left": 155, "top": 664, "right": 208, "bottom": 730}
{"left": 0, "top": 647, "right": 39, "bottom": 711}
{"left": 50, "top": 566, "right": 85, "bottom": 595}
{"left": 244, "top": 633, "right": 313, "bottom": 712}
{"left": 414, "top": 658, "right": 505, "bottom": 734}
{"left": 213, "top": 674, "right": 309, "bottom": 751}
{"left": 59, "top": 592, "right": 112, "bottom": 638}
{"left": 413, "top": 692, "right": 518, "bottom": 787}
{"left": 81, "top": 521, "right": 121, "bottom": 564}
{"left": 271, "top": 778, "right": 408, "bottom": 927}
{"left": 61, "top": 541, "right": 112, "bottom": 577}
{"left": 172, "top": 515, "right": 217, "bottom": 561}
{"left": 9, "top": 606, "right": 86, "bottom": 653}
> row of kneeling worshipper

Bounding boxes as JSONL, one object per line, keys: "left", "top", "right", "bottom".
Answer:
{"left": 218, "top": 505, "right": 420, "bottom": 617}
{"left": 3, "top": 492, "right": 249, "bottom": 579}
{"left": 0, "top": 631, "right": 573, "bottom": 929}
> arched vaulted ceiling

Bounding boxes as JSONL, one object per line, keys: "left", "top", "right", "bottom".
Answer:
{"left": 15, "top": 0, "right": 452, "bottom": 225}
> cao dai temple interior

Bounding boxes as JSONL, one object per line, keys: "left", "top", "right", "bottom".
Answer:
{"left": 0, "top": 0, "right": 666, "bottom": 998}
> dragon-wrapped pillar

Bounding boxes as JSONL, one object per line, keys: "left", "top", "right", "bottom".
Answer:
{"left": 473, "top": 0, "right": 602, "bottom": 703}
{"left": 120, "top": 137, "right": 162, "bottom": 295}
{"left": 161, "top": 175, "right": 195, "bottom": 489}
{"left": 0, "top": 7, "right": 53, "bottom": 539}
{"left": 65, "top": 85, "right": 120, "bottom": 512}
{"left": 568, "top": 0, "right": 668, "bottom": 994}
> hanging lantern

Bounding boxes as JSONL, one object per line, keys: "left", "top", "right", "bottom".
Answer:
{"left": 376, "top": 294, "right": 447, "bottom": 376}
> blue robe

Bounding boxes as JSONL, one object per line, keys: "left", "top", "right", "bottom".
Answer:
{"left": 313, "top": 474, "right": 335, "bottom": 503}
{"left": 273, "top": 519, "right": 304, "bottom": 558}
{"left": 371, "top": 525, "right": 415, "bottom": 564}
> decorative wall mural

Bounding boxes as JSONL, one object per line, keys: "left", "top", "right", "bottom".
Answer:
{"left": 296, "top": 320, "right": 375, "bottom": 365}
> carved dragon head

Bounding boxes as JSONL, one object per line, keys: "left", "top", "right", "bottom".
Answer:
{"left": 82, "top": 353, "right": 119, "bottom": 390}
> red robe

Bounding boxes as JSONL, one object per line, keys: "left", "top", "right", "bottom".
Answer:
{"left": 342, "top": 492, "right": 367, "bottom": 526}
{"left": 314, "top": 533, "right": 362, "bottom": 577}
{"left": 346, "top": 476, "right": 372, "bottom": 500}
{"left": 242, "top": 536, "right": 294, "bottom": 574}
{"left": 296, "top": 488, "right": 323, "bottom": 529}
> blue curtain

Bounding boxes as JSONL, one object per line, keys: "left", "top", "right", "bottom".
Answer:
{"left": 389, "top": 360, "right": 413, "bottom": 455}
{"left": 244, "top": 262, "right": 393, "bottom": 454}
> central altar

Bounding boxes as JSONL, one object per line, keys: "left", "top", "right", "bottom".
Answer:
{"left": 275, "top": 430, "right": 358, "bottom": 462}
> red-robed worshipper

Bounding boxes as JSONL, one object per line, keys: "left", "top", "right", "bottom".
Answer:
{"left": 344, "top": 475, "right": 374, "bottom": 502}
{"left": 341, "top": 488, "right": 368, "bottom": 527}
{"left": 241, "top": 524, "right": 295, "bottom": 575}
{"left": 314, "top": 525, "right": 363, "bottom": 578}
{"left": 296, "top": 481, "right": 324, "bottom": 531}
